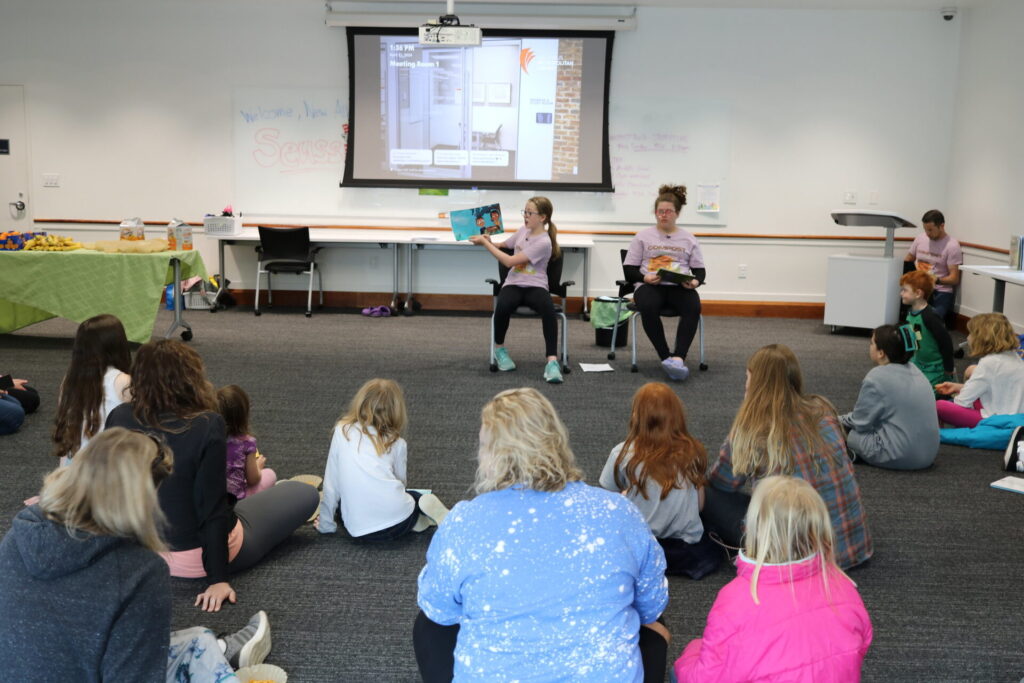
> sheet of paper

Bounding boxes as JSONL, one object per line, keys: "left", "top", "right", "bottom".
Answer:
{"left": 990, "top": 476, "right": 1024, "bottom": 494}
{"left": 579, "top": 363, "right": 614, "bottom": 372}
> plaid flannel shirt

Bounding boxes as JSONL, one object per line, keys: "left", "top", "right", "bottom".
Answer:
{"left": 709, "top": 414, "right": 873, "bottom": 569}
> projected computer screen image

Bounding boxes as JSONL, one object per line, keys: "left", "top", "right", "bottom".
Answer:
{"left": 345, "top": 28, "right": 613, "bottom": 191}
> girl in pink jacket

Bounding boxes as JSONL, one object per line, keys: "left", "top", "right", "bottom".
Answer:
{"left": 674, "top": 476, "right": 872, "bottom": 682}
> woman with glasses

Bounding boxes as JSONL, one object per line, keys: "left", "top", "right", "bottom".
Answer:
{"left": 623, "top": 184, "right": 706, "bottom": 381}
{"left": 105, "top": 339, "right": 319, "bottom": 612}
{"left": 470, "top": 196, "right": 565, "bottom": 384}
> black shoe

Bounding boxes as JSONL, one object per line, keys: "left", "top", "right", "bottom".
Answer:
{"left": 1004, "top": 426, "right": 1024, "bottom": 472}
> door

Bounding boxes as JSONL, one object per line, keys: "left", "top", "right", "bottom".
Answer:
{"left": 0, "top": 85, "right": 31, "bottom": 228}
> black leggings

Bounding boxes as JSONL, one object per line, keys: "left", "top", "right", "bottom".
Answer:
{"left": 494, "top": 285, "right": 558, "bottom": 358}
{"left": 413, "top": 611, "right": 668, "bottom": 683}
{"left": 699, "top": 486, "right": 750, "bottom": 550}
{"left": 228, "top": 480, "right": 320, "bottom": 572}
{"left": 633, "top": 285, "right": 701, "bottom": 361}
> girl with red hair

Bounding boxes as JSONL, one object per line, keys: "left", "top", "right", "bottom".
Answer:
{"left": 600, "top": 382, "right": 720, "bottom": 578}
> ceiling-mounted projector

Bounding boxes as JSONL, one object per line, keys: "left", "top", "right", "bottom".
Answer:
{"left": 418, "top": 1, "right": 481, "bottom": 45}
{"left": 418, "top": 16, "right": 481, "bottom": 46}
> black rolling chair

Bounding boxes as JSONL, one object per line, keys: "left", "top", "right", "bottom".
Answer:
{"left": 608, "top": 250, "right": 707, "bottom": 373}
{"left": 254, "top": 226, "right": 323, "bottom": 318}
{"left": 485, "top": 248, "right": 574, "bottom": 374}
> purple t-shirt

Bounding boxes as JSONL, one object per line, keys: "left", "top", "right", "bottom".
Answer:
{"left": 498, "top": 226, "right": 552, "bottom": 290}
{"left": 623, "top": 226, "right": 705, "bottom": 289}
{"left": 225, "top": 434, "right": 258, "bottom": 500}
{"left": 907, "top": 233, "right": 962, "bottom": 293}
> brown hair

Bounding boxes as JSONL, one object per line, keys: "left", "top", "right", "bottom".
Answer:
{"left": 129, "top": 340, "right": 217, "bottom": 429}
{"left": 654, "top": 184, "right": 687, "bottom": 213}
{"left": 217, "top": 384, "right": 252, "bottom": 439}
{"left": 51, "top": 314, "right": 133, "bottom": 459}
{"left": 967, "top": 312, "right": 1020, "bottom": 357}
{"left": 615, "top": 382, "right": 706, "bottom": 500}
{"left": 528, "top": 196, "right": 561, "bottom": 261}
{"left": 900, "top": 270, "right": 934, "bottom": 301}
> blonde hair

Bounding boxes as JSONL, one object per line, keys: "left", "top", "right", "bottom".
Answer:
{"left": 38, "top": 428, "right": 173, "bottom": 553}
{"left": 967, "top": 312, "right": 1019, "bottom": 357}
{"left": 744, "top": 476, "right": 843, "bottom": 604}
{"left": 528, "top": 196, "right": 561, "bottom": 261}
{"left": 475, "top": 387, "right": 582, "bottom": 493}
{"left": 729, "top": 344, "right": 836, "bottom": 477}
{"left": 337, "top": 379, "right": 407, "bottom": 456}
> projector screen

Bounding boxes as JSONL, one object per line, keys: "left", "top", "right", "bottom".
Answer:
{"left": 344, "top": 27, "right": 614, "bottom": 192}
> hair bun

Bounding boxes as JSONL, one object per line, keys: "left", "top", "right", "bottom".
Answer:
{"left": 658, "top": 184, "right": 687, "bottom": 205}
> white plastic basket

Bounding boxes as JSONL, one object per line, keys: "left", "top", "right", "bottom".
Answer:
{"left": 203, "top": 216, "right": 243, "bottom": 236}
{"left": 184, "top": 290, "right": 215, "bottom": 310}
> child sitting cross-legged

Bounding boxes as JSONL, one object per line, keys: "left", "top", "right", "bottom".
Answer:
{"left": 316, "top": 379, "right": 448, "bottom": 540}
{"left": 217, "top": 385, "right": 277, "bottom": 500}
{"left": 674, "top": 475, "right": 873, "bottom": 682}
{"left": 839, "top": 325, "right": 940, "bottom": 470}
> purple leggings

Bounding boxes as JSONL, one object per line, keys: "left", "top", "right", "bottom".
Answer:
{"left": 936, "top": 398, "right": 983, "bottom": 428}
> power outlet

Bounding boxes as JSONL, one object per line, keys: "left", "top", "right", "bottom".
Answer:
{"left": 42, "top": 173, "right": 61, "bottom": 188}
{"left": 843, "top": 190, "right": 857, "bottom": 205}
{"left": 738, "top": 264, "right": 748, "bottom": 279}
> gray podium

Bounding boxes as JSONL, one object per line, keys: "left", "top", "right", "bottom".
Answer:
{"left": 824, "top": 210, "right": 915, "bottom": 331}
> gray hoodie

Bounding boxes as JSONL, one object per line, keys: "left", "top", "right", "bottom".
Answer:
{"left": 0, "top": 505, "right": 170, "bottom": 682}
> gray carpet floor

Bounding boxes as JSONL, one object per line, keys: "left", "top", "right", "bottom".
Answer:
{"left": 2, "top": 306, "right": 1022, "bottom": 682}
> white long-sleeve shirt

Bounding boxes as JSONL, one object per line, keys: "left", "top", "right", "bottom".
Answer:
{"left": 955, "top": 350, "right": 1024, "bottom": 418}
{"left": 316, "top": 423, "right": 414, "bottom": 537}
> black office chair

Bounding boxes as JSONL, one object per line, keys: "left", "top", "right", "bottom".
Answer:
{"left": 485, "top": 248, "right": 573, "bottom": 373}
{"left": 254, "top": 226, "right": 323, "bottom": 318}
{"left": 608, "top": 250, "right": 707, "bottom": 373}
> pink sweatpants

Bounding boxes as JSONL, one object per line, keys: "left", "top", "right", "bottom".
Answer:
{"left": 936, "top": 399, "right": 984, "bottom": 429}
{"left": 247, "top": 467, "right": 277, "bottom": 496}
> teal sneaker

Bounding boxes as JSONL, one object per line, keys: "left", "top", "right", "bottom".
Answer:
{"left": 543, "top": 360, "right": 564, "bottom": 384}
{"left": 494, "top": 347, "right": 516, "bottom": 371}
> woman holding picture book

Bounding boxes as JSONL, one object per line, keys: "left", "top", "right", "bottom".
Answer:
{"left": 623, "top": 184, "right": 706, "bottom": 381}
{"left": 470, "top": 196, "right": 564, "bottom": 384}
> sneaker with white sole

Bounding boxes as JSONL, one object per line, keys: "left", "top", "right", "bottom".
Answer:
{"left": 661, "top": 357, "right": 690, "bottom": 381}
{"left": 222, "top": 611, "right": 271, "bottom": 669}
{"left": 417, "top": 492, "right": 450, "bottom": 526}
{"left": 544, "top": 360, "right": 564, "bottom": 384}
{"left": 1004, "top": 425, "right": 1024, "bottom": 472}
{"left": 494, "top": 347, "right": 516, "bottom": 371}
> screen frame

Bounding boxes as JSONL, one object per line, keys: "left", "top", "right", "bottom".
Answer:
{"left": 342, "top": 26, "right": 615, "bottom": 193}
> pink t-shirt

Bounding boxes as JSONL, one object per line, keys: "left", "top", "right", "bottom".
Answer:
{"left": 907, "top": 233, "right": 962, "bottom": 293}
{"left": 623, "top": 226, "right": 705, "bottom": 289}
{"left": 498, "top": 226, "right": 552, "bottom": 290}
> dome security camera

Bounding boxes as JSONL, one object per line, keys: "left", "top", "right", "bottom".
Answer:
{"left": 941, "top": 7, "right": 957, "bottom": 21}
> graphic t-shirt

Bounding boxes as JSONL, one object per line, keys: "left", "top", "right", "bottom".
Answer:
{"left": 623, "top": 226, "right": 705, "bottom": 289}
{"left": 907, "top": 233, "right": 963, "bottom": 293}
{"left": 500, "top": 226, "right": 552, "bottom": 290}
{"left": 225, "top": 434, "right": 258, "bottom": 500}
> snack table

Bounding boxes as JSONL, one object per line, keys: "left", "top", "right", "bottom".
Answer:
{"left": 0, "top": 249, "right": 207, "bottom": 343}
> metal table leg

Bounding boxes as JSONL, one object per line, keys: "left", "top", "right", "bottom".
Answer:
{"left": 384, "top": 242, "right": 399, "bottom": 310}
{"left": 993, "top": 280, "right": 1006, "bottom": 313}
{"left": 581, "top": 246, "right": 590, "bottom": 320}
{"left": 404, "top": 243, "right": 417, "bottom": 316}
{"left": 164, "top": 257, "right": 193, "bottom": 341}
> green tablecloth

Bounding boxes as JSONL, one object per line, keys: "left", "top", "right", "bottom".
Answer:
{"left": 0, "top": 249, "right": 207, "bottom": 343}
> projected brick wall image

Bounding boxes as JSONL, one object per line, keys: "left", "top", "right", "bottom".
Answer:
{"left": 552, "top": 39, "right": 583, "bottom": 179}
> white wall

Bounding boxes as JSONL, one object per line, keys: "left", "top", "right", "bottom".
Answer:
{"left": 945, "top": 0, "right": 1024, "bottom": 327}
{"left": 4, "top": 0, "right": 1012, "bottom": 320}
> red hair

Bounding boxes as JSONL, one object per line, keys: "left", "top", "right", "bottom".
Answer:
{"left": 615, "top": 382, "right": 707, "bottom": 500}
{"left": 900, "top": 270, "right": 934, "bottom": 300}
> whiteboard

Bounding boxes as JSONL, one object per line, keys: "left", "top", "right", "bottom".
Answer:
{"left": 233, "top": 89, "right": 731, "bottom": 227}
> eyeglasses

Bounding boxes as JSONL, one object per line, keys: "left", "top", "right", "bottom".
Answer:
{"left": 521, "top": 210, "right": 539, "bottom": 217}
{"left": 655, "top": 209, "right": 677, "bottom": 216}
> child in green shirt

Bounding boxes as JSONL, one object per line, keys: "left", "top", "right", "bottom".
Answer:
{"left": 900, "top": 271, "right": 955, "bottom": 393}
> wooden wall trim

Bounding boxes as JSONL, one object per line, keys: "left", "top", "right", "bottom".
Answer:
{"left": 227, "top": 289, "right": 827, "bottom": 319}
{"left": 32, "top": 218, "right": 1010, "bottom": 255}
